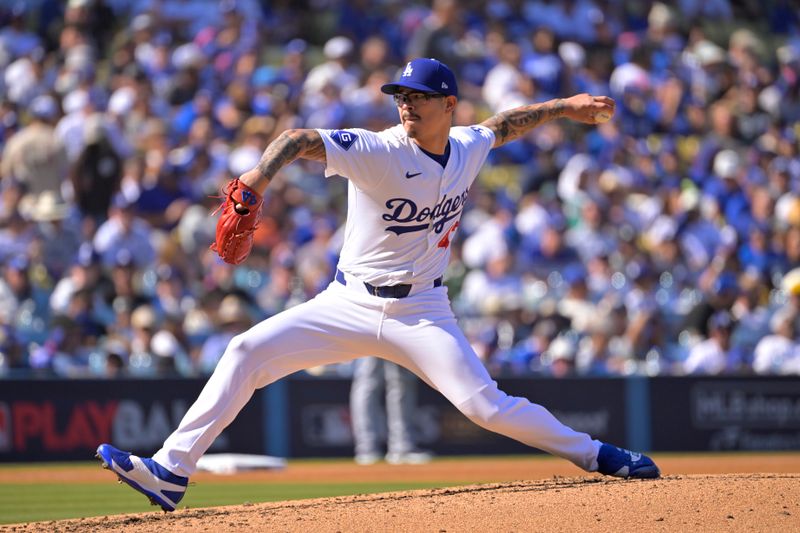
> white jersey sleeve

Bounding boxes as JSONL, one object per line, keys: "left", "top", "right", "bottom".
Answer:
{"left": 450, "top": 124, "right": 495, "bottom": 184}
{"left": 317, "top": 128, "right": 391, "bottom": 190}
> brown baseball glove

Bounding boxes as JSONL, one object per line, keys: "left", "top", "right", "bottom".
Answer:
{"left": 210, "top": 178, "right": 263, "bottom": 265}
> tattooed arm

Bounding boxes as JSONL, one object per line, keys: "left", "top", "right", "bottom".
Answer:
{"left": 480, "top": 94, "right": 616, "bottom": 148}
{"left": 238, "top": 129, "right": 327, "bottom": 194}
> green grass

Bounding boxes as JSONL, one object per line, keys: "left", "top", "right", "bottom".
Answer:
{"left": 0, "top": 455, "right": 533, "bottom": 524}
{"left": 0, "top": 480, "right": 454, "bottom": 525}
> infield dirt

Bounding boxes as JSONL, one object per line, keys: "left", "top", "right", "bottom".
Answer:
{"left": 3, "top": 454, "right": 799, "bottom": 532}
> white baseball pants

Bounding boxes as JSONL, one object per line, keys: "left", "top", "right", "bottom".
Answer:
{"left": 153, "top": 281, "right": 601, "bottom": 476}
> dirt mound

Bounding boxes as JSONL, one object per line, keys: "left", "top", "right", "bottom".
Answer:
{"left": 7, "top": 474, "right": 799, "bottom": 532}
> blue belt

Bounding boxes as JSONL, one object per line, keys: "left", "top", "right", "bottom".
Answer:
{"left": 335, "top": 268, "right": 442, "bottom": 298}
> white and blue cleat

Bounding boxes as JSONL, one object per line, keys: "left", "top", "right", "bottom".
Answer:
{"left": 96, "top": 443, "right": 188, "bottom": 512}
{"left": 596, "top": 443, "right": 661, "bottom": 479}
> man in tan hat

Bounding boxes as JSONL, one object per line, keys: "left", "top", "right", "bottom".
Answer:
{"left": 18, "top": 190, "right": 80, "bottom": 278}
{"left": 198, "top": 294, "right": 254, "bottom": 373}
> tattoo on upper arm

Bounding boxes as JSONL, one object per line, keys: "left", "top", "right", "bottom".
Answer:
{"left": 482, "top": 100, "right": 566, "bottom": 147}
{"left": 299, "top": 130, "right": 327, "bottom": 163}
{"left": 256, "top": 129, "right": 326, "bottom": 179}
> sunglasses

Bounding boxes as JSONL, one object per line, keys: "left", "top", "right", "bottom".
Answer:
{"left": 392, "top": 92, "right": 446, "bottom": 105}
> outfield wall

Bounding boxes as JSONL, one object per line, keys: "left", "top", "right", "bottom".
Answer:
{"left": 0, "top": 376, "right": 798, "bottom": 462}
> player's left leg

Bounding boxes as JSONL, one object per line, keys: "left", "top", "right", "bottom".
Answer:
{"left": 379, "top": 289, "right": 659, "bottom": 478}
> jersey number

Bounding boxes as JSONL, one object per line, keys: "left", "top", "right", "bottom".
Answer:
{"left": 437, "top": 221, "right": 459, "bottom": 249}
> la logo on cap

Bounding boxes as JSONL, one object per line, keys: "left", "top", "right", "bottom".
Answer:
{"left": 402, "top": 63, "right": 413, "bottom": 77}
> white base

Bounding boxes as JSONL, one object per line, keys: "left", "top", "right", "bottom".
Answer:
{"left": 196, "top": 453, "right": 287, "bottom": 474}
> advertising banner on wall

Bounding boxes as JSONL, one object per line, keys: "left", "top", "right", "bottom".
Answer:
{"left": 8, "top": 375, "right": 795, "bottom": 461}
{"left": 0, "top": 379, "right": 264, "bottom": 462}
{"left": 650, "top": 377, "right": 800, "bottom": 451}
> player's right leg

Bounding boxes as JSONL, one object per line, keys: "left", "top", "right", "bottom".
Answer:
{"left": 97, "top": 284, "right": 390, "bottom": 508}
{"left": 95, "top": 443, "right": 188, "bottom": 512}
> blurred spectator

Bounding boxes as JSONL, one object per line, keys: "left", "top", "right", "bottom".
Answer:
{"left": 18, "top": 190, "right": 80, "bottom": 279}
{"left": 151, "top": 264, "right": 195, "bottom": 319}
{"left": 198, "top": 294, "right": 254, "bottom": 373}
{"left": 30, "top": 315, "right": 93, "bottom": 377}
{"left": 55, "top": 88, "right": 99, "bottom": 163}
{"left": 753, "top": 307, "right": 800, "bottom": 375}
{"left": 107, "top": 250, "right": 148, "bottom": 309}
{"left": 520, "top": 218, "right": 582, "bottom": 280}
{"left": 295, "top": 217, "right": 338, "bottom": 297}
{"left": 460, "top": 251, "right": 521, "bottom": 317}
{"left": 151, "top": 327, "right": 192, "bottom": 376}
{"left": 127, "top": 303, "right": 159, "bottom": 375}
{"left": 521, "top": 26, "right": 563, "bottom": 100}
{"left": 0, "top": 4, "right": 42, "bottom": 60}
{"left": 482, "top": 41, "right": 526, "bottom": 112}
{"left": 576, "top": 298, "right": 633, "bottom": 376}
{"left": 682, "top": 269, "right": 741, "bottom": 338}
{"left": 461, "top": 198, "right": 513, "bottom": 270}
{"left": 93, "top": 195, "right": 156, "bottom": 269}
{"left": 683, "top": 311, "right": 745, "bottom": 374}
{"left": 500, "top": 318, "right": 559, "bottom": 375}
{"left": 1, "top": 95, "right": 68, "bottom": 196}
{"left": 556, "top": 265, "right": 596, "bottom": 334}
{"left": 0, "top": 324, "right": 25, "bottom": 374}
{"left": 50, "top": 242, "right": 113, "bottom": 318}
{"left": 100, "top": 339, "right": 127, "bottom": 378}
{"left": 134, "top": 162, "right": 192, "bottom": 230}
{"left": 622, "top": 261, "right": 662, "bottom": 361}
{"left": 406, "top": 0, "right": 464, "bottom": 69}
{"left": 565, "top": 195, "right": 617, "bottom": 261}
{"left": 541, "top": 335, "right": 577, "bottom": 378}
{"left": 302, "top": 36, "right": 359, "bottom": 100}
{"left": 0, "top": 255, "right": 34, "bottom": 326}
{"left": 69, "top": 113, "right": 124, "bottom": 220}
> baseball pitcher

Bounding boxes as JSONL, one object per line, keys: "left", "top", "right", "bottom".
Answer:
{"left": 97, "top": 58, "right": 659, "bottom": 511}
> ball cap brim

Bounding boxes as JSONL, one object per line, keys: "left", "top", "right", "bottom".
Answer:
{"left": 381, "top": 58, "right": 458, "bottom": 97}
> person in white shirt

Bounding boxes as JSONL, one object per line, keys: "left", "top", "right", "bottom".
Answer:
{"left": 753, "top": 308, "right": 800, "bottom": 375}
{"left": 683, "top": 311, "right": 737, "bottom": 375}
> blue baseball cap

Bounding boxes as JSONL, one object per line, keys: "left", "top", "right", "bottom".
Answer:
{"left": 381, "top": 58, "right": 458, "bottom": 98}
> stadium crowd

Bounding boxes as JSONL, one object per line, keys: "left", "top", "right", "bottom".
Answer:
{"left": 0, "top": 0, "right": 799, "bottom": 379}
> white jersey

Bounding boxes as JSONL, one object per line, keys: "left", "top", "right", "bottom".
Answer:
{"left": 318, "top": 124, "right": 495, "bottom": 286}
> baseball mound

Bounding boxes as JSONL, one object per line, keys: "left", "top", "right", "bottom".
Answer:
{"left": 9, "top": 473, "right": 800, "bottom": 532}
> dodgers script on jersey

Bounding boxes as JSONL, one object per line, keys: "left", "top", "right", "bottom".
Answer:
{"left": 318, "top": 124, "right": 495, "bottom": 287}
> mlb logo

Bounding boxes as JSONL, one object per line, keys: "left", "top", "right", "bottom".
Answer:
{"left": 0, "top": 403, "right": 10, "bottom": 452}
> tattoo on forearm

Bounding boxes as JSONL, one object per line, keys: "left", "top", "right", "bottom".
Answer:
{"left": 256, "top": 130, "right": 326, "bottom": 179}
{"left": 483, "top": 99, "right": 566, "bottom": 146}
